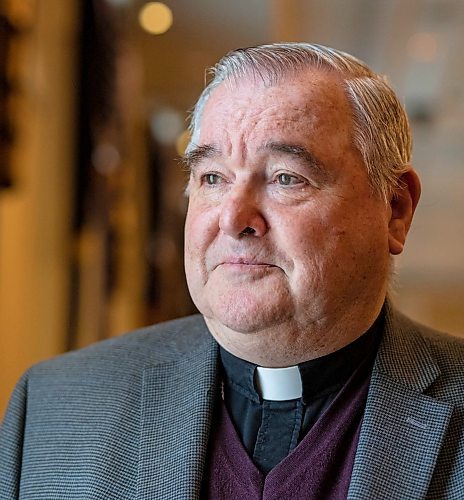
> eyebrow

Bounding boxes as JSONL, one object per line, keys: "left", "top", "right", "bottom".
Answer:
{"left": 262, "top": 141, "right": 324, "bottom": 172}
{"left": 182, "top": 144, "right": 221, "bottom": 170}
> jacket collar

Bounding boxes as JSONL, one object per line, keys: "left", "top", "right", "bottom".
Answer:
{"left": 136, "top": 318, "right": 218, "bottom": 500}
{"left": 348, "top": 302, "right": 453, "bottom": 499}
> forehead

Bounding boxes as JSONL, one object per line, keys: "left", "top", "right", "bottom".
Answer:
{"left": 198, "top": 68, "right": 354, "bottom": 150}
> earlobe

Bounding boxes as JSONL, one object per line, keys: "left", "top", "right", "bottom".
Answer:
{"left": 388, "top": 222, "right": 406, "bottom": 255}
{"left": 388, "top": 168, "right": 421, "bottom": 255}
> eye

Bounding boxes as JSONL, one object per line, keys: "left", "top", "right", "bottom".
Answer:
{"left": 276, "top": 173, "right": 302, "bottom": 186}
{"left": 202, "top": 173, "right": 223, "bottom": 185}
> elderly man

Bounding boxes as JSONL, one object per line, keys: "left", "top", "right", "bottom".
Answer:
{"left": 1, "top": 43, "right": 463, "bottom": 499}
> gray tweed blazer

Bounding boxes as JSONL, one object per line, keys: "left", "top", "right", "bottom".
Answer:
{"left": 1, "top": 304, "right": 463, "bottom": 499}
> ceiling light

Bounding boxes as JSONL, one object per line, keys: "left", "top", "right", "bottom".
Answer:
{"left": 139, "top": 2, "right": 173, "bottom": 35}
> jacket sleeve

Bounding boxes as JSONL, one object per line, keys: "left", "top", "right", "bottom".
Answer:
{"left": 0, "top": 372, "right": 29, "bottom": 500}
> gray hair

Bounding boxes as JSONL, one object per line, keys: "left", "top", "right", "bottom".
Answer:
{"left": 187, "top": 42, "right": 412, "bottom": 200}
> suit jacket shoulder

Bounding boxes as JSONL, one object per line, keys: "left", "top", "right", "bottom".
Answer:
{"left": 349, "top": 305, "right": 464, "bottom": 500}
{"left": 33, "top": 313, "right": 212, "bottom": 372}
{"left": 413, "top": 318, "right": 464, "bottom": 393}
{"left": 378, "top": 307, "right": 464, "bottom": 401}
{"left": 0, "top": 315, "right": 218, "bottom": 500}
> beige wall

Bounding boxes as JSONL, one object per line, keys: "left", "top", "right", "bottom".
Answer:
{"left": 0, "top": 1, "right": 78, "bottom": 416}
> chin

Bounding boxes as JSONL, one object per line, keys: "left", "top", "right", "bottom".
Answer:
{"left": 204, "top": 298, "right": 291, "bottom": 335}
{"left": 211, "top": 316, "right": 266, "bottom": 335}
{"left": 190, "top": 281, "right": 296, "bottom": 333}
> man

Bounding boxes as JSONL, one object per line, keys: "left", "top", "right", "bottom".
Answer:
{"left": 1, "top": 43, "right": 463, "bottom": 499}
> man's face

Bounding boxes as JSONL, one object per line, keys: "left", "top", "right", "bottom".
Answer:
{"left": 184, "top": 69, "right": 393, "bottom": 357}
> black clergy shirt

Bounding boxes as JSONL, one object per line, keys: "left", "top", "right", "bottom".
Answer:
{"left": 219, "top": 313, "right": 383, "bottom": 473}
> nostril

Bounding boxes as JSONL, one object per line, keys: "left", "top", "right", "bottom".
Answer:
{"left": 240, "top": 227, "right": 256, "bottom": 235}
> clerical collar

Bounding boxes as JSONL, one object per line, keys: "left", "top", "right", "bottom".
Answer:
{"left": 255, "top": 365, "right": 302, "bottom": 401}
{"left": 219, "top": 313, "right": 383, "bottom": 405}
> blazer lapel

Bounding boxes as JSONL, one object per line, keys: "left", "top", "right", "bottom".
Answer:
{"left": 348, "top": 305, "right": 454, "bottom": 499}
{"left": 136, "top": 334, "right": 219, "bottom": 500}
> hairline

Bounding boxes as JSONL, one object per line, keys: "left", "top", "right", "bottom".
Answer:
{"left": 187, "top": 44, "right": 412, "bottom": 201}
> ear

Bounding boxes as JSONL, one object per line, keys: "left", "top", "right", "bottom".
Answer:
{"left": 388, "top": 168, "right": 421, "bottom": 255}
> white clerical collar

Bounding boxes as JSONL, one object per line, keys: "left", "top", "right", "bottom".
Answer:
{"left": 255, "top": 365, "right": 303, "bottom": 401}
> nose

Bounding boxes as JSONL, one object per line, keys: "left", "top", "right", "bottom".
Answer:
{"left": 219, "top": 186, "right": 268, "bottom": 238}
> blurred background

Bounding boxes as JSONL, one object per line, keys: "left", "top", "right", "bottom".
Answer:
{"left": 1, "top": 0, "right": 463, "bottom": 416}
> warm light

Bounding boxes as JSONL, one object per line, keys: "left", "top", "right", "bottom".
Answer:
{"left": 150, "top": 108, "right": 183, "bottom": 145}
{"left": 139, "top": 2, "right": 173, "bottom": 35}
{"left": 176, "top": 129, "right": 191, "bottom": 156}
{"left": 407, "top": 32, "right": 439, "bottom": 62}
{"left": 91, "top": 143, "right": 121, "bottom": 176}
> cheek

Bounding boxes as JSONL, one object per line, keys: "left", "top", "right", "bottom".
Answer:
{"left": 286, "top": 211, "right": 362, "bottom": 274}
{"left": 184, "top": 202, "right": 218, "bottom": 262}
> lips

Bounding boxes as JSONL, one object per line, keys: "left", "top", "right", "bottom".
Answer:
{"left": 206, "top": 246, "right": 283, "bottom": 272}
{"left": 222, "top": 257, "right": 271, "bottom": 266}
{"left": 213, "top": 257, "right": 278, "bottom": 273}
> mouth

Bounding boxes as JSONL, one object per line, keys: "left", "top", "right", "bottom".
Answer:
{"left": 223, "top": 258, "right": 272, "bottom": 266}
{"left": 215, "top": 258, "right": 277, "bottom": 271}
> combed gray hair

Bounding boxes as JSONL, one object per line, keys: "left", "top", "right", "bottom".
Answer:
{"left": 187, "top": 42, "right": 412, "bottom": 200}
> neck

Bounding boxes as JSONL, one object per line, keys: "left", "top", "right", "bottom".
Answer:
{"left": 204, "top": 301, "right": 385, "bottom": 367}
